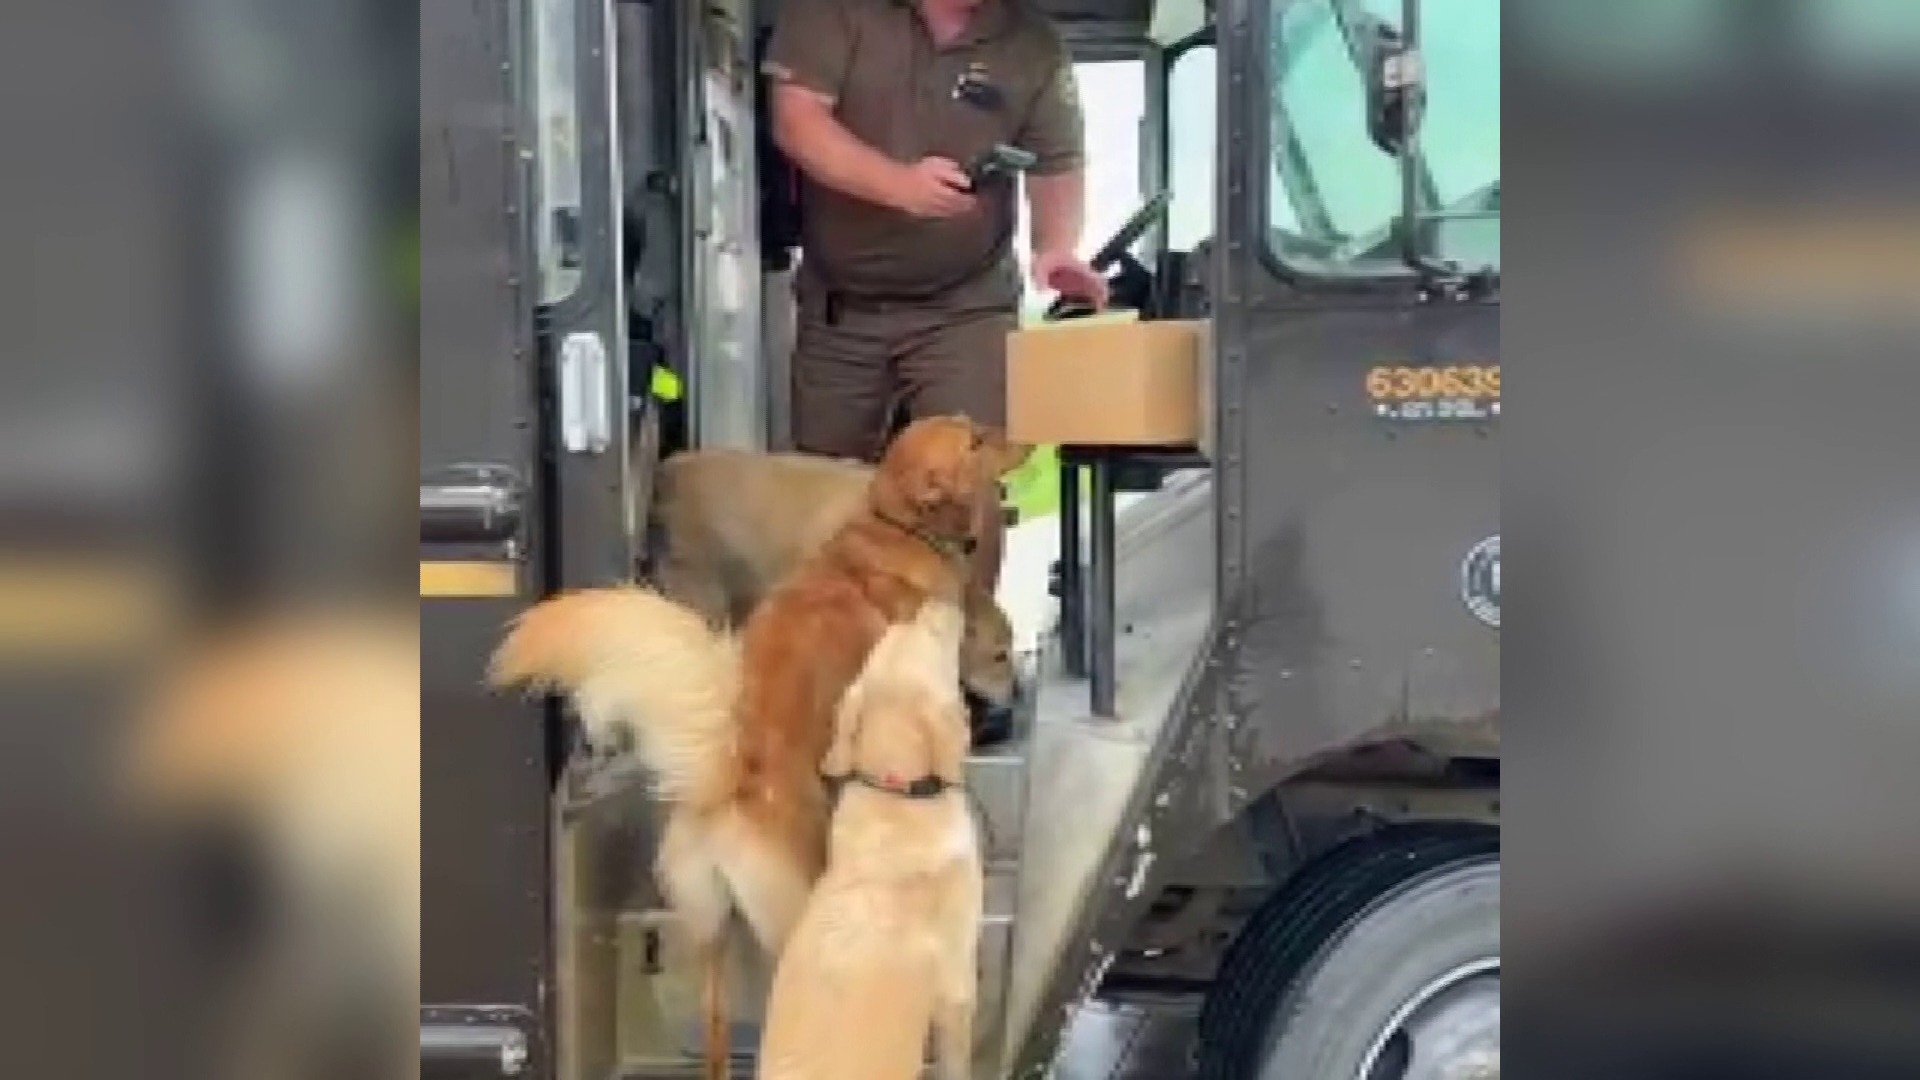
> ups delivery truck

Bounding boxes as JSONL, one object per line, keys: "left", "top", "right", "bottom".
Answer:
{"left": 420, "top": 0, "right": 1499, "bottom": 1076}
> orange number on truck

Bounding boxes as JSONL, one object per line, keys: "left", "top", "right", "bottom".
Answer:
{"left": 1365, "top": 364, "right": 1501, "bottom": 400}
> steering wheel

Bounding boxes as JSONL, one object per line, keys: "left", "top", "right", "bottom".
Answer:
{"left": 1043, "top": 190, "right": 1174, "bottom": 321}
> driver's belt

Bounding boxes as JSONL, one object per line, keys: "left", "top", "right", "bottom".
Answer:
{"left": 821, "top": 286, "right": 950, "bottom": 325}
{"left": 811, "top": 235, "right": 1015, "bottom": 326}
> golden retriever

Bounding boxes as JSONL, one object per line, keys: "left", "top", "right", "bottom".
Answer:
{"left": 490, "top": 415, "right": 1020, "bottom": 1080}
{"left": 755, "top": 598, "right": 980, "bottom": 1080}
{"left": 648, "top": 447, "right": 1023, "bottom": 738}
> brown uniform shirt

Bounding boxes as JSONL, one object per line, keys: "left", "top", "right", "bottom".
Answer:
{"left": 764, "top": 0, "right": 1084, "bottom": 307}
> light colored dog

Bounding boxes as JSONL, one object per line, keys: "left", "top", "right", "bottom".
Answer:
{"left": 755, "top": 598, "right": 981, "bottom": 1080}
{"left": 648, "top": 448, "right": 870, "bottom": 628}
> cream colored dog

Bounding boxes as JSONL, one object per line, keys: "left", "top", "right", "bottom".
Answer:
{"left": 754, "top": 598, "right": 983, "bottom": 1080}
{"left": 648, "top": 448, "right": 871, "bottom": 627}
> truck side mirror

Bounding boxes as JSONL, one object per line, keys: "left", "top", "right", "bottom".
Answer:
{"left": 1363, "top": 16, "right": 1424, "bottom": 156}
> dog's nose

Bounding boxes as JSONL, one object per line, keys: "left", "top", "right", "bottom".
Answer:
{"left": 964, "top": 687, "right": 1016, "bottom": 749}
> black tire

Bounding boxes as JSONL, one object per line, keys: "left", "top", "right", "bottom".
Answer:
{"left": 1197, "top": 824, "right": 1499, "bottom": 1080}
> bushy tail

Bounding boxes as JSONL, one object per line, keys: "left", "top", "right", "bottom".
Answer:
{"left": 489, "top": 586, "right": 741, "bottom": 808}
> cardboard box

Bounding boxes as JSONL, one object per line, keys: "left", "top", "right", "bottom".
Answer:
{"left": 1193, "top": 319, "right": 1215, "bottom": 462}
{"left": 1005, "top": 316, "right": 1206, "bottom": 447}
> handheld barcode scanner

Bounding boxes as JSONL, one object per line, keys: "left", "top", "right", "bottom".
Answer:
{"left": 965, "top": 144, "right": 1037, "bottom": 191}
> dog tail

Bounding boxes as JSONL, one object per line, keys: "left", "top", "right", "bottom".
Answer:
{"left": 489, "top": 586, "right": 741, "bottom": 807}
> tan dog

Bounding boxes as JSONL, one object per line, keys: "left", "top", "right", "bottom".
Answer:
{"left": 491, "top": 416, "right": 1020, "bottom": 1080}
{"left": 119, "top": 608, "right": 420, "bottom": 1080}
{"left": 649, "top": 447, "right": 1023, "bottom": 715}
{"left": 756, "top": 598, "right": 981, "bottom": 1080}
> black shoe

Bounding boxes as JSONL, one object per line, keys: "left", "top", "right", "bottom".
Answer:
{"left": 965, "top": 687, "right": 1016, "bottom": 749}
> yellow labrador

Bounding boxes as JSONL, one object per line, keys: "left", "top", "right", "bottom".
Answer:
{"left": 754, "top": 598, "right": 982, "bottom": 1080}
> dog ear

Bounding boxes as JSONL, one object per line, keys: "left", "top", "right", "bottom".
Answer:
{"left": 821, "top": 681, "right": 865, "bottom": 779}
{"left": 910, "top": 464, "right": 946, "bottom": 510}
{"left": 908, "top": 463, "right": 967, "bottom": 523}
{"left": 914, "top": 695, "right": 969, "bottom": 784}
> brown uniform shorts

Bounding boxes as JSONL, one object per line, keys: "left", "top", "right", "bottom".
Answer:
{"left": 789, "top": 272, "right": 1015, "bottom": 463}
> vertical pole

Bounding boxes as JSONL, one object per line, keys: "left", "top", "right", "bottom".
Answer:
{"left": 1058, "top": 457, "right": 1085, "bottom": 677}
{"left": 1088, "top": 457, "right": 1117, "bottom": 717}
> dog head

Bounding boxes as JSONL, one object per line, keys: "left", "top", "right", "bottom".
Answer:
{"left": 822, "top": 599, "right": 970, "bottom": 785}
{"left": 959, "top": 586, "right": 1018, "bottom": 711}
{"left": 869, "top": 415, "right": 1029, "bottom": 544}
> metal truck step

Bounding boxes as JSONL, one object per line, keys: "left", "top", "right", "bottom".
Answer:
{"left": 966, "top": 739, "right": 1028, "bottom": 865}
{"left": 635, "top": 862, "right": 1021, "bottom": 1075}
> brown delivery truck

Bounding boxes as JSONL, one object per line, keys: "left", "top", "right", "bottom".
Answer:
{"left": 420, "top": 0, "right": 1500, "bottom": 1076}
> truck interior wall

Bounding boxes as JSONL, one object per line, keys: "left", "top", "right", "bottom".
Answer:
{"left": 686, "top": 2, "right": 767, "bottom": 451}
{"left": 616, "top": 0, "right": 683, "bottom": 407}
{"left": 762, "top": 266, "right": 796, "bottom": 450}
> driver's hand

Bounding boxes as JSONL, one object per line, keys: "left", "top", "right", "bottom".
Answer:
{"left": 1031, "top": 249, "right": 1108, "bottom": 310}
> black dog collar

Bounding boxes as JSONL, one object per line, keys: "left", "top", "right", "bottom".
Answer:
{"left": 873, "top": 509, "right": 977, "bottom": 561}
{"left": 825, "top": 770, "right": 959, "bottom": 800}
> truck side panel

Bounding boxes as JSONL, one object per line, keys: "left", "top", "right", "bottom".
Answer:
{"left": 1009, "top": 0, "right": 1500, "bottom": 1070}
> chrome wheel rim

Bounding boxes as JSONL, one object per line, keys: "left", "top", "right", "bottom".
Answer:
{"left": 1355, "top": 957, "right": 1500, "bottom": 1080}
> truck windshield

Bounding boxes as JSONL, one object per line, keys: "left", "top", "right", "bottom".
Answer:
{"left": 1264, "top": 0, "right": 1499, "bottom": 279}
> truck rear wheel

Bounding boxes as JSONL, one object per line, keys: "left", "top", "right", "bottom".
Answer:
{"left": 1196, "top": 824, "right": 1499, "bottom": 1080}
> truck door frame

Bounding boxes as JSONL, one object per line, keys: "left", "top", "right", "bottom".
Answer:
{"left": 535, "top": 0, "right": 635, "bottom": 592}
{"left": 419, "top": 0, "right": 556, "bottom": 1074}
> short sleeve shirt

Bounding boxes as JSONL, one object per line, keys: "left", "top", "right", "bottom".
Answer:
{"left": 764, "top": 0, "right": 1084, "bottom": 303}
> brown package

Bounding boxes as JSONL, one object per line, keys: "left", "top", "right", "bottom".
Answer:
{"left": 1005, "top": 317, "right": 1206, "bottom": 447}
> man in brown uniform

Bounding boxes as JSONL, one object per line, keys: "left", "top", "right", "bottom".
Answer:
{"left": 765, "top": 0, "right": 1105, "bottom": 593}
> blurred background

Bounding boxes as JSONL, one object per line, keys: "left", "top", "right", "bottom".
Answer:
{"left": 1505, "top": 0, "right": 1920, "bottom": 1075}
{"left": 0, "top": 0, "right": 415, "bottom": 1077}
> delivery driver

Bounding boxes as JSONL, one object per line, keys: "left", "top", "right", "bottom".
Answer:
{"left": 765, "top": 0, "right": 1107, "bottom": 593}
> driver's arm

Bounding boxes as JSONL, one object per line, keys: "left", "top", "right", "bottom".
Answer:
{"left": 764, "top": 0, "right": 908, "bottom": 211}
{"left": 1017, "top": 49, "right": 1087, "bottom": 259}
